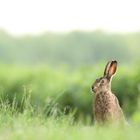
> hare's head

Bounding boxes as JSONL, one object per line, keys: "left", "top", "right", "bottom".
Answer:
{"left": 92, "top": 60, "right": 117, "bottom": 94}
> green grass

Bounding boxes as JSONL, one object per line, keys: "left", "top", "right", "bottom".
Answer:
{"left": 0, "top": 99, "right": 139, "bottom": 140}
{"left": 0, "top": 64, "right": 140, "bottom": 139}
{"left": 0, "top": 64, "right": 140, "bottom": 118}
{"left": 0, "top": 111, "right": 140, "bottom": 140}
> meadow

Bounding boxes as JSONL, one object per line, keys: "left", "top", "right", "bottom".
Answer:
{"left": 0, "top": 31, "right": 140, "bottom": 139}
{"left": 0, "top": 103, "right": 140, "bottom": 140}
{"left": 0, "top": 64, "right": 140, "bottom": 139}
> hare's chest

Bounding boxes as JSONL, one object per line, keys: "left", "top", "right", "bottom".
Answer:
{"left": 94, "top": 92, "right": 113, "bottom": 114}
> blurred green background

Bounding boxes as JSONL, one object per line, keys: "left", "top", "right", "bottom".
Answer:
{"left": 0, "top": 30, "right": 140, "bottom": 123}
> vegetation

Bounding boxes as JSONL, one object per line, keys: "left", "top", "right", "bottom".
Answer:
{"left": 0, "top": 64, "right": 140, "bottom": 122}
{"left": 0, "top": 30, "right": 140, "bottom": 139}
{"left": 0, "top": 30, "right": 140, "bottom": 66}
{"left": 0, "top": 95, "right": 140, "bottom": 140}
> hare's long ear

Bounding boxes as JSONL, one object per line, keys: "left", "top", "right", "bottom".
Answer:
{"left": 104, "top": 60, "right": 117, "bottom": 79}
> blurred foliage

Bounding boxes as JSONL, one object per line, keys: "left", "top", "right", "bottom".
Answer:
{"left": 0, "top": 30, "right": 140, "bottom": 121}
{"left": 0, "top": 30, "right": 140, "bottom": 66}
{"left": 0, "top": 64, "right": 140, "bottom": 121}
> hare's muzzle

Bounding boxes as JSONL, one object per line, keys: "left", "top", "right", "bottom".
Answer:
{"left": 92, "top": 85, "right": 97, "bottom": 93}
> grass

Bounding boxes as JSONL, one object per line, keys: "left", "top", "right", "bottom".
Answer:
{"left": 0, "top": 64, "right": 140, "bottom": 139}
{"left": 0, "top": 97, "right": 139, "bottom": 140}
{"left": 0, "top": 112, "right": 140, "bottom": 140}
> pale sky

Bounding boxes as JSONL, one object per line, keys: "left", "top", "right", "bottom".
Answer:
{"left": 0, "top": 0, "right": 140, "bottom": 35}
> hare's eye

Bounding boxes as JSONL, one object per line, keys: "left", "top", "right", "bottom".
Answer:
{"left": 101, "top": 80, "right": 105, "bottom": 84}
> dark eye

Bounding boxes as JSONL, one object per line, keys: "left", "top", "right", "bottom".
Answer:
{"left": 101, "top": 79, "right": 105, "bottom": 84}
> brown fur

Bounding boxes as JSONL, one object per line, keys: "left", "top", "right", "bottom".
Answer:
{"left": 92, "top": 60, "right": 125, "bottom": 125}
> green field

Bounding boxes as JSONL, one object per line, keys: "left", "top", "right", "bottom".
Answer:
{"left": 0, "top": 64, "right": 139, "bottom": 139}
{"left": 0, "top": 99, "right": 139, "bottom": 140}
{"left": 0, "top": 31, "right": 140, "bottom": 139}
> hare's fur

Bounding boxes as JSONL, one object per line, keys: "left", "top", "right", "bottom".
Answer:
{"left": 92, "top": 60, "right": 125, "bottom": 124}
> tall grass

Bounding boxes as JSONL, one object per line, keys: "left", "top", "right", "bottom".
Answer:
{"left": 0, "top": 64, "right": 140, "bottom": 122}
{"left": 0, "top": 95, "right": 139, "bottom": 140}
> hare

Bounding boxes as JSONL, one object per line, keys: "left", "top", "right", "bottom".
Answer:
{"left": 91, "top": 60, "right": 125, "bottom": 125}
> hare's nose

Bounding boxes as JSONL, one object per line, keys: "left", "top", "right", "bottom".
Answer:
{"left": 92, "top": 86, "right": 96, "bottom": 92}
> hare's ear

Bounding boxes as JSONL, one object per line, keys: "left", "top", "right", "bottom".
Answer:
{"left": 104, "top": 60, "right": 117, "bottom": 79}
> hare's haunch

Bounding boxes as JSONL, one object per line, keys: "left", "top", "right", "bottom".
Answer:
{"left": 91, "top": 60, "right": 125, "bottom": 124}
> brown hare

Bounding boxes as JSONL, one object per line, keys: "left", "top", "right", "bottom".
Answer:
{"left": 91, "top": 60, "right": 125, "bottom": 125}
